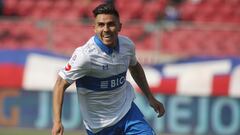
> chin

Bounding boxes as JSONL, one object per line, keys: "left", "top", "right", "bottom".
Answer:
{"left": 104, "top": 42, "right": 114, "bottom": 46}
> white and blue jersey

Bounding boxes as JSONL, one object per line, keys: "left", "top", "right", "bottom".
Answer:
{"left": 59, "top": 35, "right": 137, "bottom": 133}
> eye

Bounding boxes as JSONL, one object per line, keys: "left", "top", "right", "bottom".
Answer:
{"left": 108, "top": 22, "right": 115, "bottom": 27}
{"left": 97, "top": 23, "right": 105, "bottom": 27}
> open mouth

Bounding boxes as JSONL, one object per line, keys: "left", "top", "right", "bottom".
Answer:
{"left": 102, "top": 34, "right": 114, "bottom": 43}
{"left": 103, "top": 34, "right": 112, "bottom": 39}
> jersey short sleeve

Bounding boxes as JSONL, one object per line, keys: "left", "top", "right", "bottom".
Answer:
{"left": 59, "top": 48, "right": 90, "bottom": 84}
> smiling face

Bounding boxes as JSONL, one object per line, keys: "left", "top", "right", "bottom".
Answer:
{"left": 94, "top": 14, "right": 122, "bottom": 47}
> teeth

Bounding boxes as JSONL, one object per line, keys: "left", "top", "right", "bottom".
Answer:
{"left": 104, "top": 34, "right": 111, "bottom": 38}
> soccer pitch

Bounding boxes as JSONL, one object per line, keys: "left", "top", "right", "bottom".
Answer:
{"left": 0, "top": 128, "right": 87, "bottom": 135}
{"left": 0, "top": 128, "right": 164, "bottom": 135}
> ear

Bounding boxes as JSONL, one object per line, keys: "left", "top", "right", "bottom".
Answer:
{"left": 93, "top": 25, "right": 97, "bottom": 33}
{"left": 118, "top": 23, "right": 122, "bottom": 32}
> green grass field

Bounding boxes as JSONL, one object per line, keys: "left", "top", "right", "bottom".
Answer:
{"left": 0, "top": 128, "right": 87, "bottom": 135}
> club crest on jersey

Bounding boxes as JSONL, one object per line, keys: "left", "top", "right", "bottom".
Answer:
{"left": 65, "top": 63, "right": 72, "bottom": 71}
{"left": 102, "top": 64, "right": 108, "bottom": 70}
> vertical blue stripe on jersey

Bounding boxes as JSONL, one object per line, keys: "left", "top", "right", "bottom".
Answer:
{"left": 76, "top": 72, "right": 127, "bottom": 91}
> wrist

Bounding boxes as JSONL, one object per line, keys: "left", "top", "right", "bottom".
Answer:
{"left": 146, "top": 93, "right": 155, "bottom": 100}
{"left": 53, "top": 119, "right": 62, "bottom": 124}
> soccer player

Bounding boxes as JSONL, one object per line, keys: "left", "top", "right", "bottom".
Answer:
{"left": 52, "top": 3, "right": 165, "bottom": 135}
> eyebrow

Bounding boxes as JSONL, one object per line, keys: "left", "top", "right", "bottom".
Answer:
{"left": 96, "top": 21, "right": 116, "bottom": 25}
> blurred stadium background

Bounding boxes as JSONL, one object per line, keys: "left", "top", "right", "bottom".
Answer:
{"left": 0, "top": 0, "right": 240, "bottom": 135}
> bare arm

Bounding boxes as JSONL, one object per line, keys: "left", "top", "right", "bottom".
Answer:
{"left": 52, "top": 76, "right": 71, "bottom": 135}
{"left": 129, "top": 62, "right": 165, "bottom": 117}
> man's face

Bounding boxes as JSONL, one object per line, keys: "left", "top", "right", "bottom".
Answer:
{"left": 94, "top": 14, "right": 122, "bottom": 47}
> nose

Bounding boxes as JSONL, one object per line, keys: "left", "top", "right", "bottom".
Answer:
{"left": 103, "top": 25, "right": 110, "bottom": 32}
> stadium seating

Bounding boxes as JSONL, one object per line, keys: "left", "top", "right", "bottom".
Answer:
{"left": 160, "top": 24, "right": 240, "bottom": 56}
{"left": 2, "top": 0, "right": 103, "bottom": 20}
{"left": 178, "top": 0, "right": 240, "bottom": 24}
{"left": 2, "top": 0, "right": 240, "bottom": 24}
{"left": 0, "top": 0, "right": 239, "bottom": 57}
{"left": 115, "top": 0, "right": 167, "bottom": 23}
{"left": 51, "top": 22, "right": 94, "bottom": 55}
{"left": 0, "top": 20, "right": 48, "bottom": 50}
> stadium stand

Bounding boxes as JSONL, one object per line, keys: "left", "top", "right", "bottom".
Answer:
{"left": 0, "top": 0, "right": 239, "bottom": 58}
{"left": 115, "top": 0, "right": 167, "bottom": 23}
{"left": 51, "top": 22, "right": 94, "bottom": 55}
{"left": 0, "top": 19, "right": 48, "bottom": 50}
{"left": 178, "top": 0, "right": 240, "bottom": 24}
{"left": 160, "top": 0, "right": 240, "bottom": 57}
{"left": 160, "top": 24, "right": 240, "bottom": 56}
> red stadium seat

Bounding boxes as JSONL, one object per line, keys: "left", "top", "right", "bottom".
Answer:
{"left": 178, "top": 0, "right": 240, "bottom": 24}
{"left": 160, "top": 24, "right": 240, "bottom": 56}
{"left": 16, "top": 0, "right": 35, "bottom": 16}
{"left": 141, "top": 1, "right": 165, "bottom": 23}
{"left": 3, "top": 0, "right": 18, "bottom": 16}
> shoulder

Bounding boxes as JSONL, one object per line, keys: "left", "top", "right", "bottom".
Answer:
{"left": 75, "top": 36, "right": 99, "bottom": 56}
{"left": 118, "top": 35, "right": 135, "bottom": 46}
{"left": 118, "top": 35, "right": 136, "bottom": 52}
{"left": 70, "top": 37, "right": 96, "bottom": 65}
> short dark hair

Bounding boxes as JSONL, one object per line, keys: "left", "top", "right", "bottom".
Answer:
{"left": 92, "top": 3, "right": 120, "bottom": 19}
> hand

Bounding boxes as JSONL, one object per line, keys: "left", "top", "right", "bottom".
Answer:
{"left": 52, "top": 122, "right": 64, "bottom": 135}
{"left": 149, "top": 97, "right": 165, "bottom": 117}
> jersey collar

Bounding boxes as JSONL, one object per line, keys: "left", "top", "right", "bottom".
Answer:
{"left": 94, "top": 35, "right": 119, "bottom": 55}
